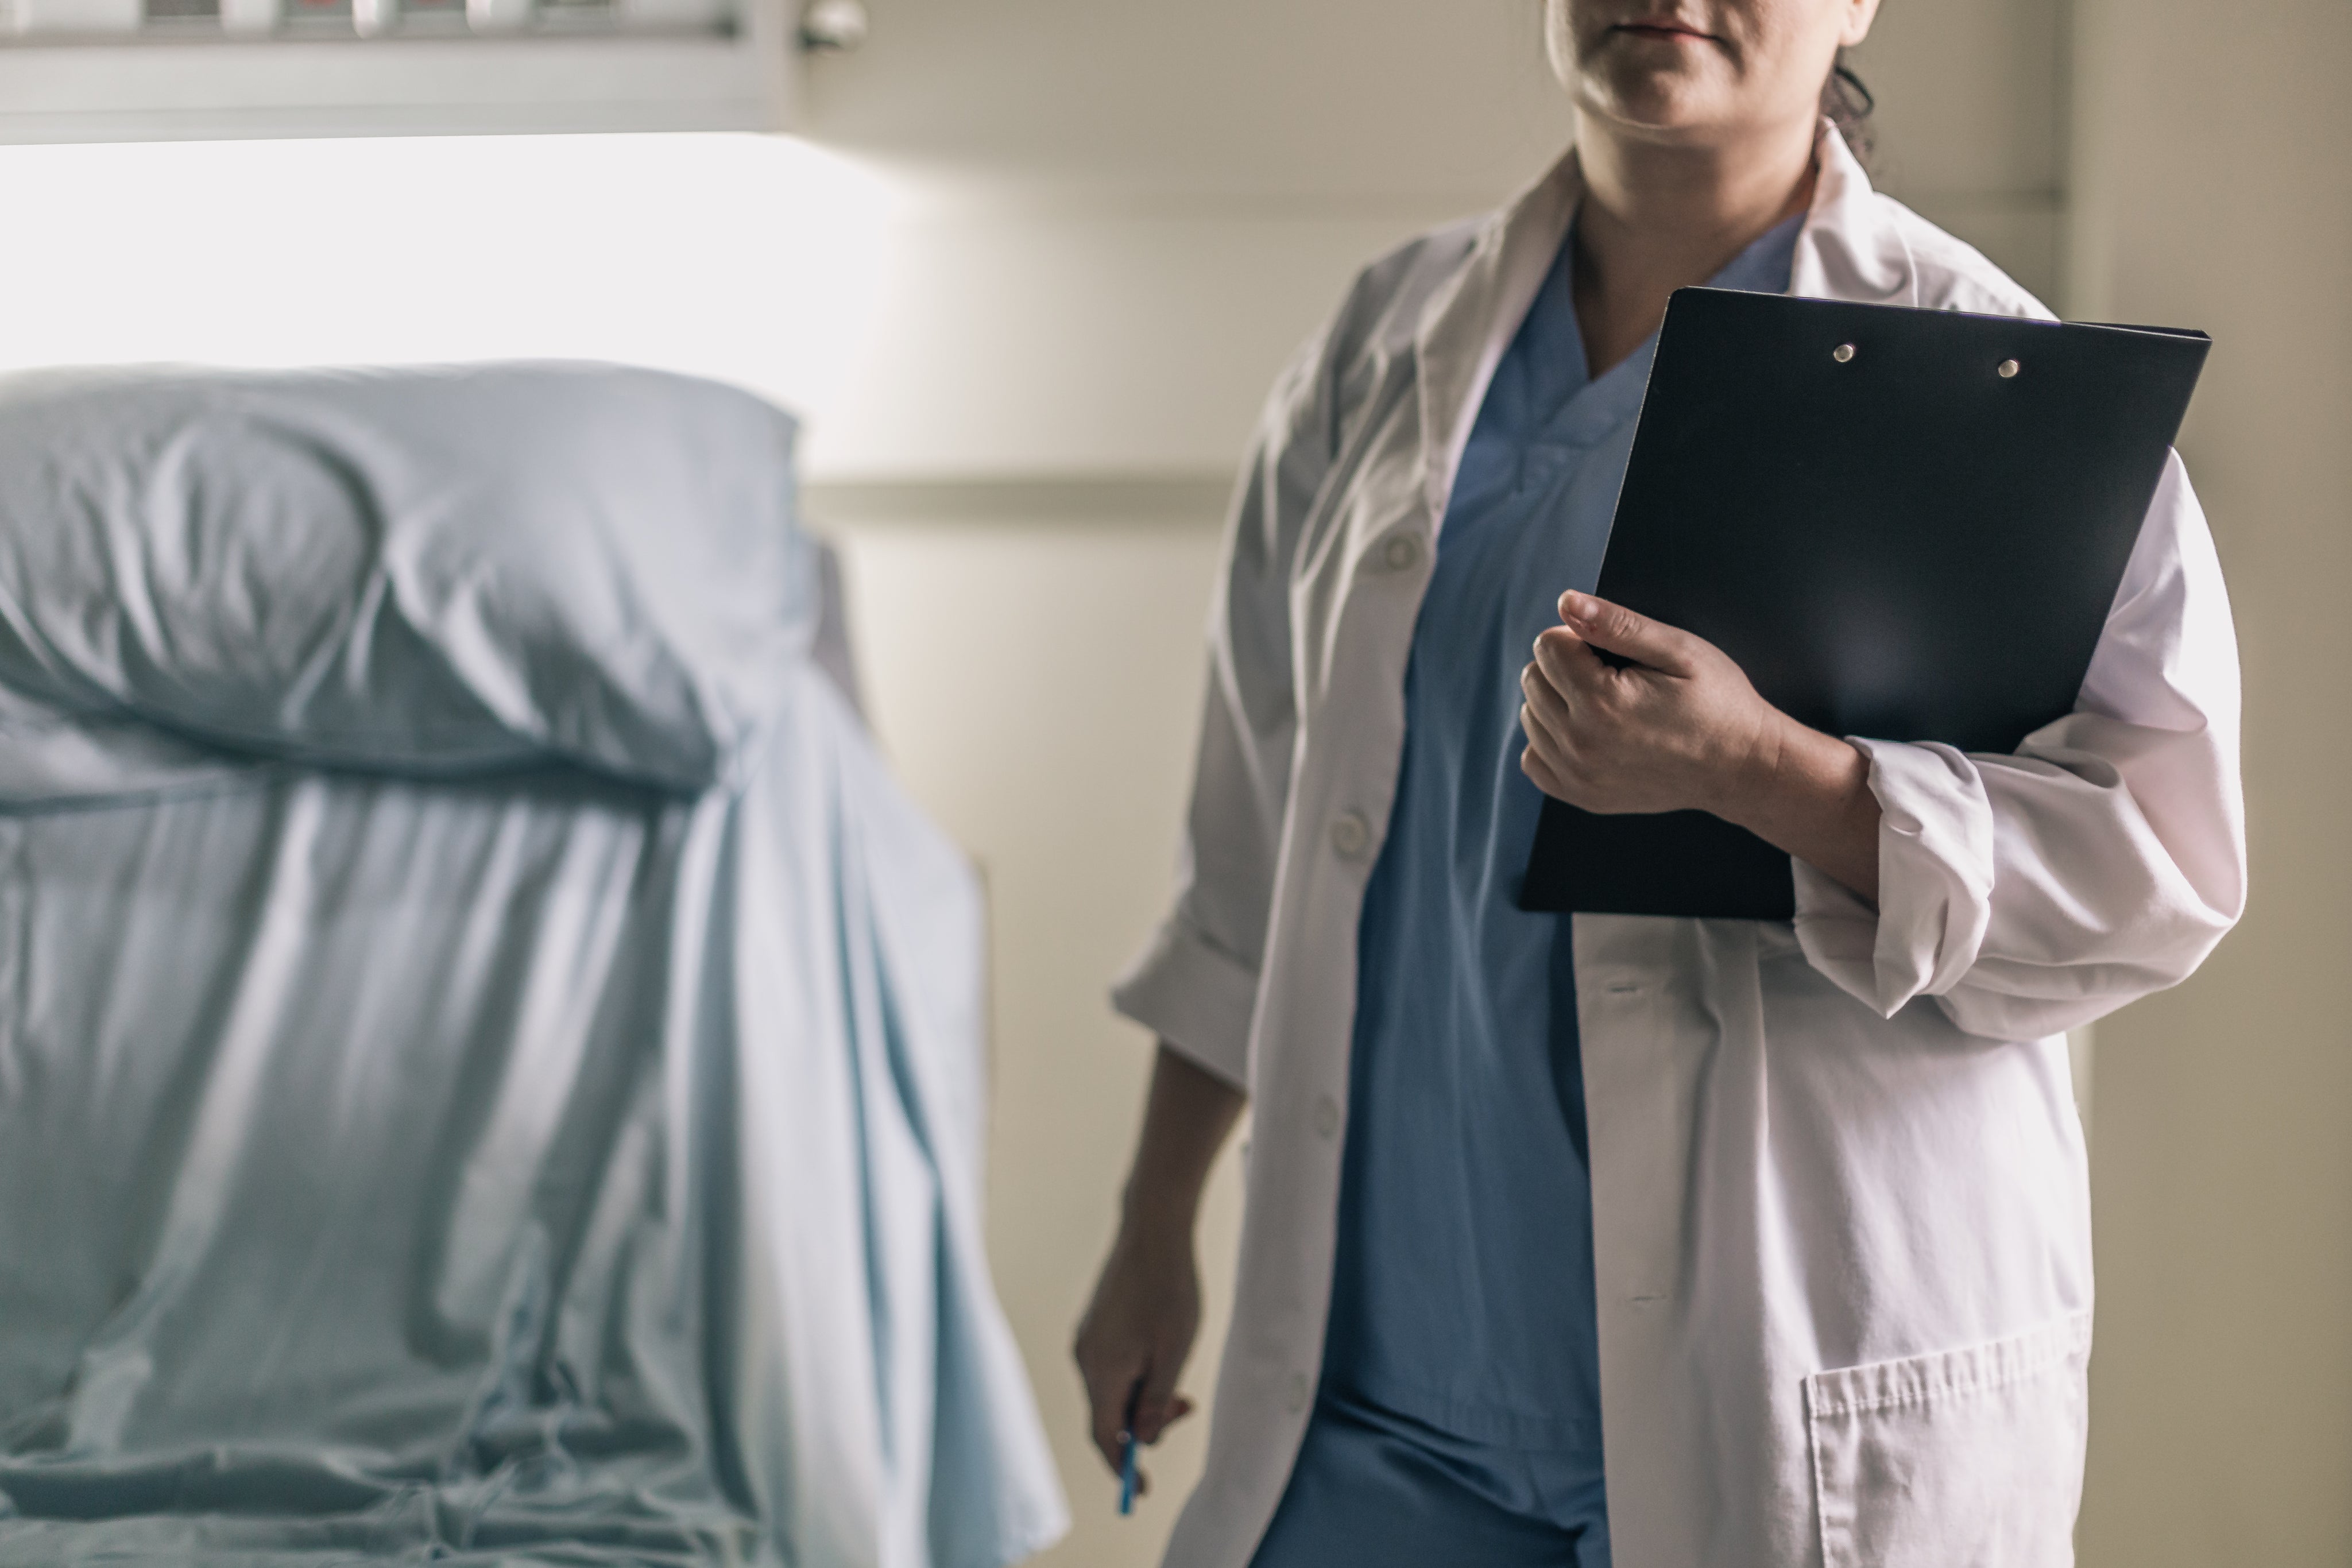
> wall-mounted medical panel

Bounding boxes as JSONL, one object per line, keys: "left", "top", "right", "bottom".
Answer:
{"left": 0, "top": 0, "right": 793, "bottom": 141}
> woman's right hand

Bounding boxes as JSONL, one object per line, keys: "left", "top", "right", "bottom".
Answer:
{"left": 1072, "top": 1217, "right": 1202, "bottom": 1495}
{"left": 1072, "top": 1042, "right": 1245, "bottom": 1497}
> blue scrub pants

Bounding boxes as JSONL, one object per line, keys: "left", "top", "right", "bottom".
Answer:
{"left": 1250, "top": 1392, "right": 1611, "bottom": 1568}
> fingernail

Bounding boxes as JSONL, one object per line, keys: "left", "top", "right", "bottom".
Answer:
{"left": 1562, "top": 592, "right": 1591, "bottom": 618}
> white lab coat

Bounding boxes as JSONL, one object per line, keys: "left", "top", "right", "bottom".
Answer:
{"left": 1112, "top": 125, "right": 2246, "bottom": 1568}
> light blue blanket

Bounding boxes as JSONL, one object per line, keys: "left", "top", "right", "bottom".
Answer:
{"left": 0, "top": 365, "right": 1067, "bottom": 1567}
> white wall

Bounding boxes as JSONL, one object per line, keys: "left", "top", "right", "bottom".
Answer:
{"left": 829, "top": 513, "right": 1236, "bottom": 1565}
{"left": 801, "top": 0, "right": 1566, "bottom": 479}
{"left": 804, "top": 0, "right": 2069, "bottom": 482}
{"left": 2067, "top": 2, "right": 2352, "bottom": 1562}
{"left": 0, "top": 4, "right": 2071, "bottom": 487}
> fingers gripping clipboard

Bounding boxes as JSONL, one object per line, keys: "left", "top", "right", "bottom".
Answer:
{"left": 1517, "top": 288, "right": 2209, "bottom": 920}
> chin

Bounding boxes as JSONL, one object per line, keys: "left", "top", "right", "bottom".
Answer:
{"left": 1580, "top": 72, "right": 1734, "bottom": 139}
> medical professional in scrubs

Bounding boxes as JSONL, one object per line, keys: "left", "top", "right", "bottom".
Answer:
{"left": 1076, "top": 1, "right": 2246, "bottom": 1565}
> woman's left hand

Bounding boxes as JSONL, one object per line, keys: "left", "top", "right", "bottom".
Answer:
{"left": 1520, "top": 590, "right": 1886, "bottom": 901}
{"left": 1519, "top": 590, "right": 1783, "bottom": 817}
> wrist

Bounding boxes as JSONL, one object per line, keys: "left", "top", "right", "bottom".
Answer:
{"left": 1707, "top": 712, "right": 1883, "bottom": 900}
{"left": 1704, "top": 706, "right": 1798, "bottom": 828}
{"left": 1711, "top": 710, "right": 1871, "bottom": 835}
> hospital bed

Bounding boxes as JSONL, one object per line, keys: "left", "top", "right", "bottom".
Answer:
{"left": 0, "top": 363, "right": 1066, "bottom": 1567}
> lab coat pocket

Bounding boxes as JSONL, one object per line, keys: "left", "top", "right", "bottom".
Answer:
{"left": 1807, "top": 1312, "right": 2091, "bottom": 1568}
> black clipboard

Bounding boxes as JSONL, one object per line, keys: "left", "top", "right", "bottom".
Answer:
{"left": 1518, "top": 288, "right": 2209, "bottom": 920}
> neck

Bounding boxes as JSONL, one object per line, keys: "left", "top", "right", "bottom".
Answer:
{"left": 1565, "top": 109, "right": 1821, "bottom": 375}
{"left": 1573, "top": 110, "right": 1821, "bottom": 280}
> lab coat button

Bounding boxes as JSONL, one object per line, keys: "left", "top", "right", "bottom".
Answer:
{"left": 1330, "top": 811, "right": 1371, "bottom": 860}
{"left": 1285, "top": 1372, "right": 1310, "bottom": 1414}
{"left": 1380, "top": 533, "right": 1423, "bottom": 573}
{"left": 1312, "top": 1095, "right": 1340, "bottom": 1138}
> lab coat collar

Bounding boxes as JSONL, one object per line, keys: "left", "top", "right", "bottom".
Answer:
{"left": 1414, "top": 122, "right": 1896, "bottom": 522}
{"left": 1788, "top": 121, "right": 1918, "bottom": 307}
{"left": 1413, "top": 149, "right": 1580, "bottom": 520}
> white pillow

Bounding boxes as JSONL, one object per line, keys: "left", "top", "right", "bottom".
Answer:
{"left": 0, "top": 363, "right": 813, "bottom": 793}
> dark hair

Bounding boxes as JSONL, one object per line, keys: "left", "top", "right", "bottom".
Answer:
{"left": 1821, "top": 51, "right": 1877, "bottom": 158}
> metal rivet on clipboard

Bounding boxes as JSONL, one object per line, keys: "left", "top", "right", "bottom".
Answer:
{"left": 1832, "top": 342, "right": 1857, "bottom": 363}
{"left": 1998, "top": 358, "right": 2021, "bottom": 378}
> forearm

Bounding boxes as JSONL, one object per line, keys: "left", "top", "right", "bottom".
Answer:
{"left": 1121, "top": 1043, "right": 1247, "bottom": 1237}
{"left": 1716, "top": 711, "right": 1882, "bottom": 903}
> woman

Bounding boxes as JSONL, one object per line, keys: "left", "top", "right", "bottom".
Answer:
{"left": 1076, "top": 1, "right": 2245, "bottom": 1564}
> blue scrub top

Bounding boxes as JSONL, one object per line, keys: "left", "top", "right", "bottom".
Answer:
{"left": 1322, "top": 212, "right": 1804, "bottom": 1454}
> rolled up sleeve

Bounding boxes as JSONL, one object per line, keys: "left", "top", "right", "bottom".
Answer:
{"left": 1111, "top": 912, "right": 1264, "bottom": 1090}
{"left": 1794, "top": 452, "right": 2247, "bottom": 1038}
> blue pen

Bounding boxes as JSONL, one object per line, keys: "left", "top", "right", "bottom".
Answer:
{"left": 1117, "top": 1382, "right": 1142, "bottom": 1516}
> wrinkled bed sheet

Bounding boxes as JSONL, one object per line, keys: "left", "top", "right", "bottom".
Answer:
{"left": 0, "top": 365, "right": 1067, "bottom": 1567}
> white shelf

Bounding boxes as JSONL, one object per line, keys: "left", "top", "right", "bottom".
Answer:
{"left": 0, "top": 0, "right": 795, "bottom": 141}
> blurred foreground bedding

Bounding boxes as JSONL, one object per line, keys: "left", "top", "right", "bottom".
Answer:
{"left": 0, "top": 365, "right": 1067, "bottom": 1567}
